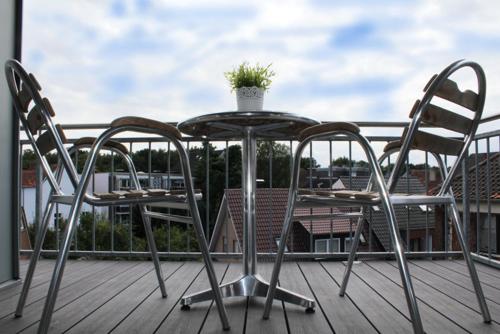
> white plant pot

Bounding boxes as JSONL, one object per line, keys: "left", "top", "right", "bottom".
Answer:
{"left": 236, "top": 86, "right": 264, "bottom": 111}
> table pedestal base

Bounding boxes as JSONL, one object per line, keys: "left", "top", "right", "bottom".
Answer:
{"left": 181, "top": 274, "right": 315, "bottom": 311}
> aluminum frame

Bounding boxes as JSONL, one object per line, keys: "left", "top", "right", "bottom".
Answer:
{"left": 178, "top": 112, "right": 318, "bottom": 310}
{"left": 339, "top": 60, "right": 491, "bottom": 329}
{"left": 262, "top": 127, "right": 424, "bottom": 333}
{"left": 4, "top": 60, "right": 229, "bottom": 333}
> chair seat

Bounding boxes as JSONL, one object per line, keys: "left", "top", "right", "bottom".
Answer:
{"left": 89, "top": 189, "right": 202, "bottom": 206}
{"left": 298, "top": 188, "right": 453, "bottom": 206}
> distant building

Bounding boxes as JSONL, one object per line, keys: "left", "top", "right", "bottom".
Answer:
{"left": 21, "top": 170, "right": 186, "bottom": 225}
{"left": 211, "top": 175, "right": 436, "bottom": 254}
{"left": 436, "top": 153, "right": 500, "bottom": 256}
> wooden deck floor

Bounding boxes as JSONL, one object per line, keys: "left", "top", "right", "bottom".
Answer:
{"left": 0, "top": 259, "right": 499, "bottom": 333}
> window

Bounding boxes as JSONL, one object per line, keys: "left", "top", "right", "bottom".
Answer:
{"left": 344, "top": 234, "right": 366, "bottom": 252}
{"left": 315, "top": 238, "right": 340, "bottom": 252}
{"left": 345, "top": 237, "right": 353, "bottom": 252}
{"left": 233, "top": 240, "right": 241, "bottom": 253}
{"left": 275, "top": 238, "right": 288, "bottom": 251}
{"left": 222, "top": 236, "right": 227, "bottom": 252}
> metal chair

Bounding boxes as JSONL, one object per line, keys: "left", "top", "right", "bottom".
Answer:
{"left": 5, "top": 59, "right": 229, "bottom": 334}
{"left": 263, "top": 59, "right": 491, "bottom": 333}
{"left": 338, "top": 59, "right": 491, "bottom": 328}
{"left": 262, "top": 121, "right": 425, "bottom": 332}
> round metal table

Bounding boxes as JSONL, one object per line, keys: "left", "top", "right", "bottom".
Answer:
{"left": 178, "top": 111, "right": 318, "bottom": 310}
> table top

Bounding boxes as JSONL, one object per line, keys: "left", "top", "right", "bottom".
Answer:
{"left": 177, "top": 111, "right": 318, "bottom": 140}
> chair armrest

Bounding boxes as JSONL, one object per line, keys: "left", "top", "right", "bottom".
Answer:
{"left": 74, "top": 137, "right": 129, "bottom": 155}
{"left": 383, "top": 140, "right": 402, "bottom": 153}
{"left": 110, "top": 116, "right": 182, "bottom": 140}
{"left": 298, "top": 122, "right": 360, "bottom": 141}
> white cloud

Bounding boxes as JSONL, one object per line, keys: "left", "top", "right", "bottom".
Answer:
{"left": 21, "top": 0, "right": 500, "bottom": 164}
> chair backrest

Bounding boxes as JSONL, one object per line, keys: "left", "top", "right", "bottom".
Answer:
{"left": 388, "top": 59, "right": 486, "bottom": 195}
{"left": 5, "top": 59, "right": 79, "bottom": 194}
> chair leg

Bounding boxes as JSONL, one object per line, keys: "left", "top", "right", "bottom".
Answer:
{"left": 339, "top": 216, "right": 365, "bottom": 297}
{"left": 139, "top": 205, "right": 167, "bottom": 298}
{"left": 176, "top": 143, "right": 230, "bottom": 331}
{"left": 355, "top": 133, "right": 424, "bottom": 334}
{"left": 15, "top": 202, "right": 55, "bottom": 317}
{"left": 263, "top": 141, "right": 306, "bottom": 320}
{"left": 263, "top": 190, "right": 298, "bottom": 319}
{"left": 449, "top": 201, "right": 491, "bottom": 322}
{"left": 383, "top": 199, "right": 424, "bottom": 334}
{"left": 37, "top": 206, "right": 81, "bottom": 334}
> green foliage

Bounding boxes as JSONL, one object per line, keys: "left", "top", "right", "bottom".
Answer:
{"left": 331, "top": 156, "right": 369, "bottom": 168}
{"left": 257, "top": 141, "right": 292, "bottom": 188}
{"left": 224, "top": 62, "right": 275, "bottom": 91}
{"left": 28, "top": 211, "right": 198, "bottom": 257}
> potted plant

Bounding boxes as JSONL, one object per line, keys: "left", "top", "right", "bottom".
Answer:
{"left": 225, "top": 62, "right": 275, "bottom": 111}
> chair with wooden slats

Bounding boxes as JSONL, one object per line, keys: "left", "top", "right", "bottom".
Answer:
{"left": 263, "top": 60, "right": 491, "bottom": 334}
{"left": 4, "top": 60, "right": 230, "bottom": 334}
{"left": 339, "top": 59, "right": 491, "bottom": 328}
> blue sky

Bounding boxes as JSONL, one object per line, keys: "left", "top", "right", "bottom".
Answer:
{"left": 22, "top": 0, "right": 500, "bottom": 164}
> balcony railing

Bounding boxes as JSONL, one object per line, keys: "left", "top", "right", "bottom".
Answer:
{"left": 17, "top": 115, "right": 500, "bottom": 267}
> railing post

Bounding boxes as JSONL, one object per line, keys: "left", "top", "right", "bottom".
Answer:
{"left": 462, "top": 154, "right": 470, "bottom": 247}
{"left": 35, "top": 158, "right": 43, "bottom": 236}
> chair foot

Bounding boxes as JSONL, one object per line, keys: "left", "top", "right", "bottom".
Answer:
{"left": 14, "top": 313, "right": 22, "bottom": 318}
{"left": 181, "top": 304, "right": 191, "bottom": 311}
{"left": 305, "top": 307, "right": 315, "bottom": 314}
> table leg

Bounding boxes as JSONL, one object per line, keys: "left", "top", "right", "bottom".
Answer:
{"left": 181, "top": 127, "right": 315, "bottom": 311}
{"left": 242, "top": 128, "right": 257, "bottom": 275}
{"left": 181, "top": 274, "right": 315, "bottom": 309}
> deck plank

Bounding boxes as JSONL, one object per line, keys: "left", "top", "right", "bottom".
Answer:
{"left": 152, "top": 262, "right": 228, "bottom": 334}
{"left": 278, "top": 262, "right": 332, "bottom": 334}
{"left": 438, "top": 260, "right": 500, "bottom": 288}
{"left": 404, "top": 261, "right": 500, "bottom": 323}
{"left": 199, "top": 263, "right": 248, "bottom": 334}
{"left": 19, "top": 261, "right": 151, "bottom": 334}
{"left": 368, "top": 261, "right": 500, "bottom": 333}
{"left": 411, "top": 260, "right": 500, "bottom": 299}
{"left": 454, "top": 260, "right": 500, "bottom": 279}
{"left": 245, "top": 262, "right": 287, "bottom": 334}
{"left": 0, "top": 260, "right": 114, "bottom": 318}
{"left": 350, "top": 261, "right": 467, "bottom": 333}
{"left": 299, "top": 261, "right": 377, "bottom": 333}
{"left": 109, "top": 261, "right": 206, "bottom": 333}
{"left": 0, "top": 261, "right": 142, "bottom": 333}
{"left": 322, "top": 261, "right": 412, "bottom": 333}
{"left": 66, "top": 261, "right": 184, "bottom": 333}
{"left": 0, "top": 259, "right": 498, "bottom": 334}
{"left": 0, "top": 260, "right": 96, "bottom": 302}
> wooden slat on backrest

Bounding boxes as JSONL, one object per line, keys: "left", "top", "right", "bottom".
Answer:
{"left": 405, "top": 129, "right": 463, "bottom": 156}
{"left": 16, "top": 74, "right": 42, "bottom": 112}
{"left": 36, "top": 124, "right": 68, "bottom": 155}
{"left": 413, "top": 103, "right": 473, "bottom": 134}
{"left": 426, "top": 77, "right": 479, "bottom": 111}
{"left": 17, "top": 87, "right": 32, "bottom": 112}
{"left": 26, "top": 98, "right": 56, "bottom": 135}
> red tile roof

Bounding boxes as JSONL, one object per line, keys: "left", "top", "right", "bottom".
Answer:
{"left": 431, "top": 152, "right": 500, "bottom": 200}
{"left": 22, "top": 169, "right": 36, "bottom": 188}
{"left": 224, "top": 188, "right": 357, "bottom": 252}
{"left": 294, "top": 207, "right": 358, "bottom": 235}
